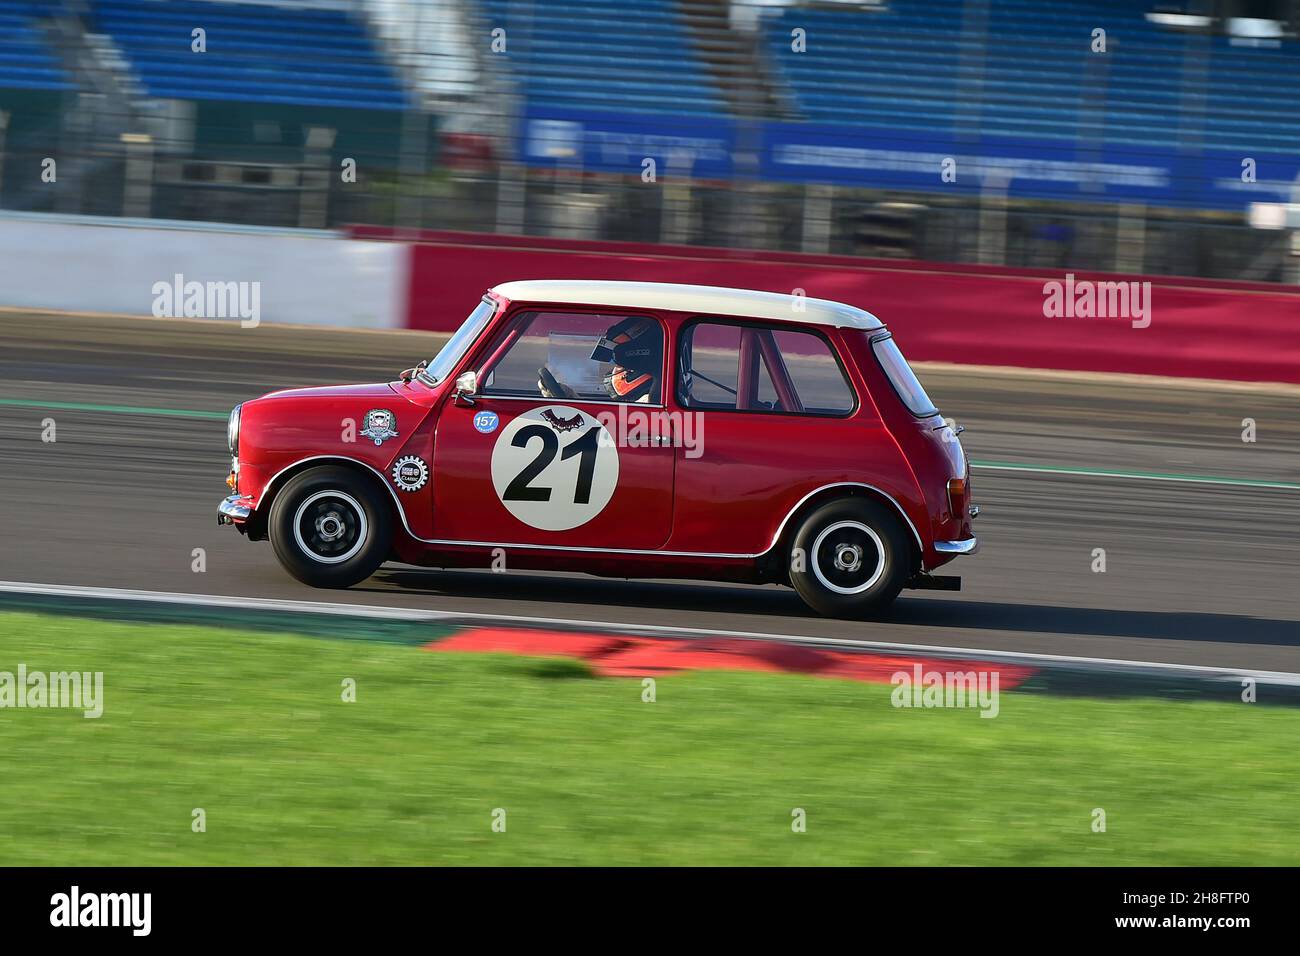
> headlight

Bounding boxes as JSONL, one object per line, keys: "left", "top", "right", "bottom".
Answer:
{"left": 227, "top": 404, "right": 242, "bottom": 456}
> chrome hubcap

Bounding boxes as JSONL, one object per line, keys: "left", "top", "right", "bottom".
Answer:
{"left": 293, "top": 491, "right": 368, "bottom": 564}
{"left": 834, "top": 543, "right": 863, "bottom": 572}
{"left": 811, "top": 520, "right": 886, "bottom": 595}
{"left": 316, "top": 512, "right": 345, "bottom": 542}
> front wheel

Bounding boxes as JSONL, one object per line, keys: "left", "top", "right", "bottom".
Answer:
{"left": 788, "top": 498, "right": 914, "bottom": 618}
{"left": 268, "top": 466, "right": 393, "bottom": 588}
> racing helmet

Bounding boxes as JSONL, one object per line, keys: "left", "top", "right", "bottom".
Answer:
{"left": 591, "top": 316, "right": 660, "bottom": 401}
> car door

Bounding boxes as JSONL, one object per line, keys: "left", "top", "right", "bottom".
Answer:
{"left": 432, "top": 308, "right": 675, "bottom": 550}
{"left": 669, "top": 318, "right": 865, "bottom": 555}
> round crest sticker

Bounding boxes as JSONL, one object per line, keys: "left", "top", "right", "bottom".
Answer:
{"left": 360, "top": 408, "right": 399, "bottom": 446}
{"left": 489, "top": 405, "right": 618, "bottom": 531}
{"left": 473, "top": 410, "right": 499, "bottom": 434}
{"left": 391, "top": 455, "right": 429, "bottom": 493}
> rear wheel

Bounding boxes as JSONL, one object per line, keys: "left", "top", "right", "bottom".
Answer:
{"left": 788, "top": 498, "right": 913, "bottom": 618}
{"left": 269, "top": 466, "right": 392, "bottom": 588}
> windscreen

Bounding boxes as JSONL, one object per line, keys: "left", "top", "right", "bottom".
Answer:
{"left": 420, "top": 297, "right": 496, "bottom": 385}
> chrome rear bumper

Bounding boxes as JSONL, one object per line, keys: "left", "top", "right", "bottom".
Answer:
{"left": 934, "top": 537, "right": 979, "bottom": 555}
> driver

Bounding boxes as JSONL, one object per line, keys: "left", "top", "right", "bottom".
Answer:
{"left": 537, "top": 317, "right": 661, "bottom": 403}
{"left": 591, "top": 316, "right": 661, "bottom": 403}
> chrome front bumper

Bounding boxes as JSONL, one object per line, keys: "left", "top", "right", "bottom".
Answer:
{"left": 934, "top": 537, "right": 979, "bottom": 555}
{"left": 217, "top": 494, "right": 251, "bottom": 525}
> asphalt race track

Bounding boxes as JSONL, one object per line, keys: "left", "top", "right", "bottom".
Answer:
{"left": 1, "top": 310, "right": 1297, "bottom": 672}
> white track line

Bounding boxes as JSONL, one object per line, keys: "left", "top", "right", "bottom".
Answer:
{"left": 973, "top": 462, "right": 1300, "bottom": 491}
{"left": 3, "top": 580, "right": 1298, "bottom": 685}
{"left": 0, "top": 581, "right": 442, "bottom": 620}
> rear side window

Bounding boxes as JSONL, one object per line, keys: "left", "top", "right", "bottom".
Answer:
{"left": 678, "top": 321, "right": 855, "bottom": 416}
{"left": 871, "top": 333, "right": 937, "bottom": 416}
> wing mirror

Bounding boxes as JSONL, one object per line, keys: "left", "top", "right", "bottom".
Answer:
{"left": 454, "top": 370, "right": 478, "bottom": 405}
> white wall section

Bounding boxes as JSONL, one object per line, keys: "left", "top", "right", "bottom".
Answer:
{"left": 0, "top": 213, "right": 409, "bottom": 329}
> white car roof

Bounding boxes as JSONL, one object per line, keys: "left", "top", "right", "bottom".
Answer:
{"left": 490, "top": 280, "right": 884, "bottom": 330}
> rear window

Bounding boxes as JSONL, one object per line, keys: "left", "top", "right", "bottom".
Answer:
{"left": 871, "top": 334, "right": 937, "bottom": 416}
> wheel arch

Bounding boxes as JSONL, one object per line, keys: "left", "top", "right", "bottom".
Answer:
{"left": 763, "top": 482, "right": 923, "bottom": 582}
{"left": 251, "top": 455, "right": 401, "bottom": 540}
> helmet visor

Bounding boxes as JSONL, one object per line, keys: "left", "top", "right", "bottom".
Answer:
{"left": 589, "top": 336, "right": 618, "bottom": 364}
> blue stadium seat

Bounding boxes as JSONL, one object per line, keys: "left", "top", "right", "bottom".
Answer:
{"left": 481, "top": 0, "right": 729, "bottom": 117}
{"left": 764, "top": 0, "right": 1300, "bottom": 154}
{"left": 90, "top": 0, "right": 405, "bottom": 110}
{"left": 0, "top": 1, "right": 73, "bottom": 92}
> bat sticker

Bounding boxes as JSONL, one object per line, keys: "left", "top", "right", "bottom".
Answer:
{"left": 542, "top": 409, "right": 585, "bottom": 433}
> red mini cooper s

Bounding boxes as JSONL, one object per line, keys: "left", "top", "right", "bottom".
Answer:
{"left": 217, "top": 280, "right": 978, "bottom": 617}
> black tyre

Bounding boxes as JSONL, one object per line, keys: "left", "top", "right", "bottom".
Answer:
{"left": 788, "top": 498, "right": 914, "bottom": 618}
{"left": 268, "top": 466, "right": 393, "bottom": 588}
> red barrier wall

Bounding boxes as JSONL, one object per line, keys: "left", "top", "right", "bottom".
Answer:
{"left": 353, "top": 228, "right": 1300, "bottom": 385}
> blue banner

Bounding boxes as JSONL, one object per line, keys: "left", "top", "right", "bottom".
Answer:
{"left": 516, "top": 106, "right": 1300, "bottom": 210}
{"left": 519, "top": 107, "right": 737, "bottom": 181}
{"left": 759, "top": 121, "right": 1300, "bottom": 211}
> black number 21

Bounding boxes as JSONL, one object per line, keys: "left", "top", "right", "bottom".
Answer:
{"left": 503, "top": 425, "right": 599, "bottom": 504}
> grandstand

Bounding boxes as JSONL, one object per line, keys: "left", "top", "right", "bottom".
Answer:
{"left": 0, "top": 0, "right": 71, "bottom": 94}
{"left": 762, "top": 0, "right": 1300, "bottom": 154}
{"left": 85, "top": 0, "right": 410, "bottom": 168}
{"left": 0, "top": 1, "right": 72, "bottom": 211}
{"left": 481, "top": 0, "right": 729, "bottom": 116}
{"left": 90, "top": 0, "right": 404, "bottom": 109}
{"left": 0, "top": 0, "right": 1297, "bottom": 278}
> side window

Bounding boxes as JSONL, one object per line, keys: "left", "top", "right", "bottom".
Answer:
{"left": 481, "top": 311, "right": 664, "bottom": 404}
{"left": 678, "top": 320, "right": 855, "bottom": 416}
{"left": 676, "top": 323, "right": 769, "bottom": 408}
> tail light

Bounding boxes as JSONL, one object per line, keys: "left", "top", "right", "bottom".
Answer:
{"left": 947, "top": 477, "right": 966, "bottom": 516}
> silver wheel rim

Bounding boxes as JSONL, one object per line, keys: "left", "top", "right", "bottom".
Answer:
{"left": 293, "top": 490, "right": 368, "bottom": 564}
{"left": 810, "top": 520, "right": 886, "bottom": 595}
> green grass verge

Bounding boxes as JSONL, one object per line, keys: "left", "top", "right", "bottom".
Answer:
{"left": 0, "top": 610, "right": 1295, "bottom": 865}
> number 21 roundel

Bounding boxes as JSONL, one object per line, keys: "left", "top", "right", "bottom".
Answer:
{"left": 490, "top": 405, "right": 619, "bottom": 531}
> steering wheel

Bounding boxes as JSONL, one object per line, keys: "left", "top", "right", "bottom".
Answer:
{"left": 537, "top": 367, "right": 576, "bottom": 400}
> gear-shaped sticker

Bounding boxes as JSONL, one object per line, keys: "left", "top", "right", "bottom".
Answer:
{"left": 391, "top": 455, "right": 429, "bottom": 493}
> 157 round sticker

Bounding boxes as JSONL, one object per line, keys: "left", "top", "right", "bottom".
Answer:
{"left": 489, "top": 406, "right": 618, "bottom": 531}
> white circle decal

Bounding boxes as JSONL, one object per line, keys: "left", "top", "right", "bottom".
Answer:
{"left": 490, "top": 405, "right": 619, "bottom": 531}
